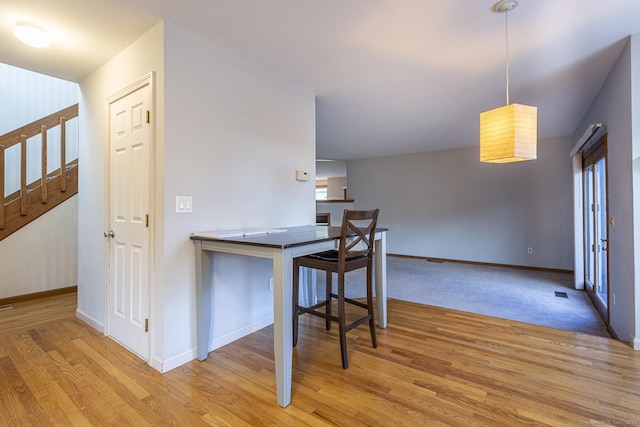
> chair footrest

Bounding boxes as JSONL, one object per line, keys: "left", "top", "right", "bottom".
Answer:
{"left": 344, "top": 314, "right": 374, "bottom": 333}
{"left": 297, "top": 304, "right": 339, "bottom": 323}
{"left": 297, "top": 302, "right": 373, "bottom": 333}
{"left": 329, "top": 293, "right": 369, "bottom": 310}
{"left": 303, "top": 300, "right": 330, "bottom": 312}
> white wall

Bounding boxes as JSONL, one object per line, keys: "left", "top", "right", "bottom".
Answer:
{"left": 0, "top": 62, "right": 79, "bottom": 195}
{"left": 574, "top": 34, "right": 638, "bottom": 344}
{"left": 327, "top": 176, "right": 348, "bottom": 199}
{"left": 316, "top": 159, "right": 347, "bottom": 179}
{"left": 316, "top": 201, "right": 354, "bottom": 226}
{"left": 633, "top": 33, "right": 640, "bottom": 349}
{"left": 161, "top": 22, "right": 315, "bottom": 367}
{"left": 0, "top": 63, "right": 79, "bottom": 298}
{"left": 77, "top": 22, "right": 165, "bottom": 336}
{"left": 348, "top": 137, "right": 574, "bottom": 270}
{"left": 630, "top": 34, "right": 640, "bottom": 350}
{"left": 77, "top": 20, "right": 316, "bottom": 371}
{"left": 0, "top": 197, "right": 78, "bottom": 298}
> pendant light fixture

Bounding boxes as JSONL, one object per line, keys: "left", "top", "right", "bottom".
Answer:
{"left": 480, "top": 0, "right": 537, "bottom": 163}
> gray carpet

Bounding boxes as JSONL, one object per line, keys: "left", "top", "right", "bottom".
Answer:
{"left": 314, "top": 256, "right": 610, "bottom": 338}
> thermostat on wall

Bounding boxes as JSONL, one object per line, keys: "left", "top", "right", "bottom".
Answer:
{"left": 295, "top": 170, "right": 309, "bottom": 181}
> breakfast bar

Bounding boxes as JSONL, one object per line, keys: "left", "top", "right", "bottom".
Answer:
{"left": 191, "top": 225, "right": 387, "bottom": 407}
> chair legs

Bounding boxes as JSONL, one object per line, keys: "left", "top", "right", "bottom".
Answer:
{"left": 325, "top": 272, "right": 332, "bottom": 331}
{"left": 293, "top": 264, "right": 377, "bottom": 369}
{"left": 293, "top": 265, "right": 333, "bottom": 347}
{"left": 367, "top": 265, "right": 377, "bottom": 349}
{"left": 337, "top": 273, "right": 348, "bottom": 369}
{"left": 292, "top": 259, "right": 300, "bottom": 347}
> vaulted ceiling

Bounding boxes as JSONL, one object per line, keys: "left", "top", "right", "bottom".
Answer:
{"left": 2, "top": 0, "right": 639, "bottom": 159}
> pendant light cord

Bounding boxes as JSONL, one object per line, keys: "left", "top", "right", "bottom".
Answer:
{"left": 505, "top": 10, "right": 510, "bottom": 106}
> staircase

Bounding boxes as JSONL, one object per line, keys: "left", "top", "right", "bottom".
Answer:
{"left": 0, "top": 104, "right": 79, "bottom": 241}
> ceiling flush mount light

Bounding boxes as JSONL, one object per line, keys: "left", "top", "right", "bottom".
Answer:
{"left": 13, "top": 22, "right": 52, "bottom": 48}
{"left": 480, "top": 0, "right": 537, "bottom": 163}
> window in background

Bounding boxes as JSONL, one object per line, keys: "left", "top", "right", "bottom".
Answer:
{"left": 315, "top": 186, "right": 327, "bottom": 200}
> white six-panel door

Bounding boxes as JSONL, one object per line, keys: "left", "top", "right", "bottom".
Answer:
{"left": 107, "top": 78, "right": 151, "bottom": 360}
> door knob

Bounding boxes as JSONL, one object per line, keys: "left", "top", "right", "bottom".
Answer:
{"left": 104, "top": 230, "right": 115, "bottom": 238}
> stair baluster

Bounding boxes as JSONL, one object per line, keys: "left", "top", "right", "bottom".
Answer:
{"left": 20, "top": 134, "right": 27, "bottom": 216}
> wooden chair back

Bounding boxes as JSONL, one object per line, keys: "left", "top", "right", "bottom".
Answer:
{"left": 338, "top": 209, "right": 379, "bottom": 262}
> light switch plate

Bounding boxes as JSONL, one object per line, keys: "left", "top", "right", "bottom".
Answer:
{"left": 176, "top": 196, "right": 193, "bottom": 213}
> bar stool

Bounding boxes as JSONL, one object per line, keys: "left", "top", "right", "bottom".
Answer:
{"left": 293, "top": 209, "right": 379, "bottom": 368}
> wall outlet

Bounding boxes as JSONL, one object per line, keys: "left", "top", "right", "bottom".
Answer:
{"left": 527, "top": 247, "right": 533, "bottom": 254}
{"left": 268, "top": 277, "right": 274, "bottom": 291}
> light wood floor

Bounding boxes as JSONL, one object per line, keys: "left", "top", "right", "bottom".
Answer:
{"left": 1, "top": 292, "right": 639, "bottom": 426}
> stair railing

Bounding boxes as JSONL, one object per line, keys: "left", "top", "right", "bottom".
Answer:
{"left": 0, "top": 104, "right": 78, "bottom": 238}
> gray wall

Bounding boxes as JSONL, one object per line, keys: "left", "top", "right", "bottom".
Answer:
{"left": 573, "top": 34, "right": 638, "bottom": 344}
{"left": 348, "top": 137, "right": 574, "bottom": 270}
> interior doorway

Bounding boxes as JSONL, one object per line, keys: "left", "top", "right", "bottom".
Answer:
{"left": 582, "top": 135, "right": 609, "bottom": 324}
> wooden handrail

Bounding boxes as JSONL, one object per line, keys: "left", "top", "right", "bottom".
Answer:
{"left": 0, "top": 104, "right": 78, "bottom": 150}
{"left": 2, "top": 160, "right": 77, "bottom": 205}
{"left": 60, "top": 117, "right": 67, "bottom": 192}
{"left": 41, "top": 125, "right": 48, "bottom": 203}
{"left": 0, "top": 163, "right": 78, "bottom": 240}
{"left": 0, "top": 103, "right": 78, "bottom": 234}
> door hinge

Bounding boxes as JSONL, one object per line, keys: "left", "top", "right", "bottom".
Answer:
{"left": 145, "top": 214, "right": 149, "bottom": 228}
{"left": 146, "top": 110, "right": 150, "bottom": 124}
{"left": 144, "top": 318, "right": 149, "bottom": 332}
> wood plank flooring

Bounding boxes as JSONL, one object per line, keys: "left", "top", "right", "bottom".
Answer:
{"left": 1, "top": 292, "right": 639, "bottom": 426}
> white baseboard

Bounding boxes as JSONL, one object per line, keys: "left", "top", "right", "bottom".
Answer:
{"left": 149, "top": 356, "right": 165, "bottom": 373}
{"left": 75, "top": 309, "right": 104, "bottom": 333}
{"left": 159, "top": 348, "right": 197, "bottom": 373}
{"left": 208, "top": 315, "right": 274, "bottom": 354}
{"left": 632, "top": 334, "right": 640, "bottom": 351}
{"left": 157, "top": 315, "right": 275, "bottom": 373}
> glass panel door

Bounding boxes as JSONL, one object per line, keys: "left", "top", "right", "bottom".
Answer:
{"left": 582, "top": 136, "right": 608, "bottom": 322}
{"left": 584, "top": 166, "right": 595, "bottom": 292}
{"left": 594, "top": 157, "right": 608, "bottom": 307}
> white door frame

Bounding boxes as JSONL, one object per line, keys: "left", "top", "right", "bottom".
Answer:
{"left": 105, "top": 72, "right": 156, "bottom": 361}
{"left": 571, "top": 123, "right": 605, "bottom": 290}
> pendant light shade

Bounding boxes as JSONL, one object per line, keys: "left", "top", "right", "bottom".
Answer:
{"left": 480, "top": 103, "right": 537, "bottom": 163}
{"left": 480, "top": 0, "right": 537, "bottom": 163}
